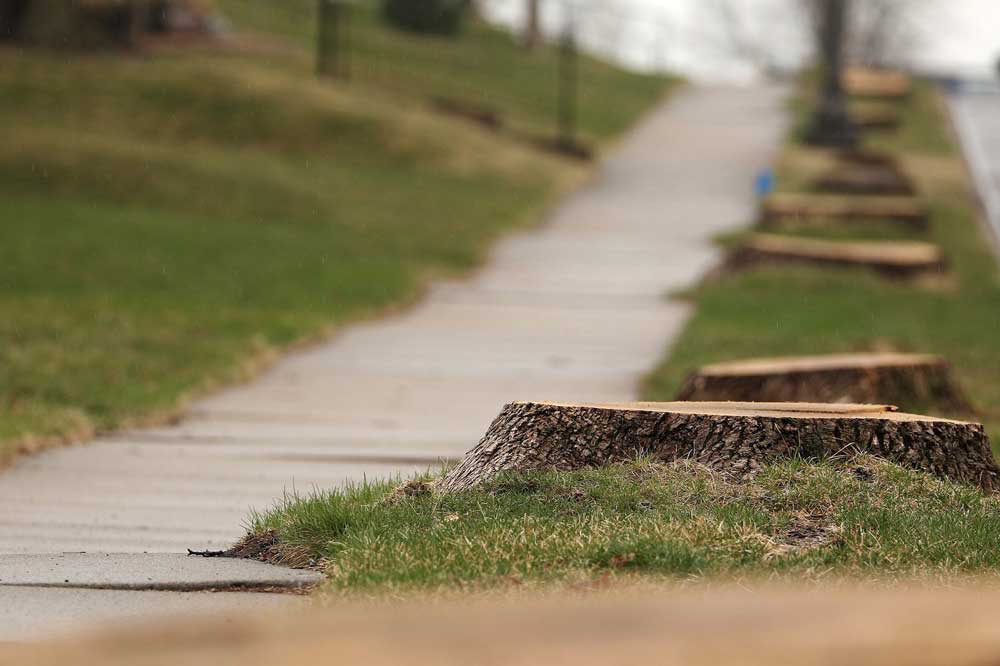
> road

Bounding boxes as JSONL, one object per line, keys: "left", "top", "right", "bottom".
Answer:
{"left": 949, "top": 81, "right": 1000, "bottom": 254}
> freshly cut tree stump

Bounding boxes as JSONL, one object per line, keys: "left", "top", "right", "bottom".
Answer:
{"left": 844, "top": 67, "right": 912, "bottom": 100}
{"left": 677, "top": 353, "right": 974, "bottom": 414}
{"left": 761, "top": 194, "right": 928, "bottom": 229}
{"left": 726, "top": 234, "right": 945, "bottom": 278}
{"left": 836, "top": 148, "right": 902, "bottom": 169}
{"left": 813, "top": 164, "right": 916, "bottom": 196}
{"left": 439, "top": 402, "right": 998, "bottom": 492}
{"left": 851, "top": 107, "right": 901, "bottom": 131}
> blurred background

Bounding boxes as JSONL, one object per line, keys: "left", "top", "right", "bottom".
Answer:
{"left": 1, "top": 0, "right": 998, "bottom": 462}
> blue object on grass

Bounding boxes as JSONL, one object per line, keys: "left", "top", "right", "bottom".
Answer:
{"left": 754, "top": 168, "right": 775, "bottom": 199}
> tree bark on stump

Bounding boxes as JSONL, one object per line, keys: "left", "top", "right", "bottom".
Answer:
{"left": 813, "top": 164, "right": 915, "bottom": 196}
{"left": 851, "top": 108, "right": 901, "bottom": 132}
{"left": 723, "top": 235, "right": 945, "bottom": 279}
{"left": 439, "top": 402, "right": 998, "bottom": 493}
{"left": 677, "top": 354, "right": 974, "bottom": 415}
{"left": 761, "top": 194, "right": 929, "bottom": 228}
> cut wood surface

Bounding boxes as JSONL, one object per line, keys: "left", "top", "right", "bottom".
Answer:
{"left": 813, "top": 164, "right": 915, "bottom": 196}
{"left": 761, "top": 193, "right": 928, "bottom": 227}
{"left": 844, "top": 67, "right": 912, "bottom": 99}
{"left": 439, "top": 401, "right": 999, "bottom": 492}
{"left": 726, "top": 234, "right": 945, "bottom": 277}
{"left": 677, "top": 353, "right": 974, "bottom": 413}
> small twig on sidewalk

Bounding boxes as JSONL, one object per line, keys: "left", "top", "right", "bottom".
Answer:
{"left": 187, "top": 548, "right": 228, "bottom": 558}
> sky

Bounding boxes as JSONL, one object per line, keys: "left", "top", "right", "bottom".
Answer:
{"left": 481, "top": 1, "right": 1000, "bottom": 82}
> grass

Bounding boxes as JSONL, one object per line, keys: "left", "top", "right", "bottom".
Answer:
{"left": 645, "top": 79, "right": 1000, "bottom": 452}
{"left": 216, "top": 0, "right": 668, "bottom": 143}
{"left": 248, "top": 455, "right": 1000, "bottom": 593}
{"left": 0, "top": 5, "right": 672, "bottom": 461}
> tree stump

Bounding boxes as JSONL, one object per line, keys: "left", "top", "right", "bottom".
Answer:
{"left": 836, "top": 148, "right": 902, "bottom": 169}
{"left": 813, "top": 164, "right": 916, "bottom": 196}
{"left": 430, "top": 97, "right": 503, "bottom": 131}
{"left": 761, "top": 194, "right": 928, "bottom": 229}
{"left": 439, "top": 401, "right": 998, "bottom": 493}
{"left": 677, "top": 353, "right": 974, "bottom": 414}
{"left": 851, "top": 107, "right": 901, "bottom": 132}
{"left": 725, "top": 234, "right": 945, "bottom": 278}
{"left": 844, "top": 67, "right": 912, "bottom": 100}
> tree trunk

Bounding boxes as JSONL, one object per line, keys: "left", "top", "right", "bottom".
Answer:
{"left": 806, "top": 0, "right": 858, "bottom": 147}
{"left": 677, "top": 354, "right": 974, "bottom": 415}
{"left": 523, "top": 0, "right": 540, "bottom": 49}
{"left": 439, "top": 402, "right": 999, "bottom": 493}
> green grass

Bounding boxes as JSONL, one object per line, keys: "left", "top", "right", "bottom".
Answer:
{"left": 247, "top": 456, "right": 1000, "bottom": 593}
{"left": 645, "top": 80, "right": 1000, "bottom": 452}
{"left": 0, "top": 8, "right": 672, "bottom": 461}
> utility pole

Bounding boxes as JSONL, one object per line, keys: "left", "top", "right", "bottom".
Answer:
{"left": 806, "top": 0, "right": 858, "bottom": 147}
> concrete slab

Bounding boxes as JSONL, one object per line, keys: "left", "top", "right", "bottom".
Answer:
{"left": 0, "top": 586, "right": 307, "bottom": 642}
{"left": 0, "top": 553, "right": 323, "bottom": 591}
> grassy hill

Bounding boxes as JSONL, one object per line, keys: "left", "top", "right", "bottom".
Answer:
{"left": 0, "top": 3, "right": 672, "bottom": 462}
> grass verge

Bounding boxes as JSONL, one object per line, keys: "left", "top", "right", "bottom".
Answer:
{"left": 0, "top": 5, "right": 672, "bottom": 462}
{"left": 645, "top": 80, "right": 1000, "bottom": 452}
{"left": 245, "top": 455, "right": 1000, "bottom": 594}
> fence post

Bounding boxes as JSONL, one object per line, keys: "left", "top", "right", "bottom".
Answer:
{"left": 557, "top": 22, "right": 578, "bottom": 149}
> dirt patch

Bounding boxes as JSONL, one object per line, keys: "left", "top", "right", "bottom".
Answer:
{"left": 225, "top": 529, "right": 281, "bottom": 562}
{"left": 384, "top": 479, "right": 435, "bottom": 505}
{"left": 771, "top": 511, "right": 842, "bottom": 555}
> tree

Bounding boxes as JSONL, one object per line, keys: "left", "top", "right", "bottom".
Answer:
{"left": 523, "top": 0, "right": 539, "bottom": 49}
{"left": 805, "top": 0, "right": 858, "bottom": 147}
{"left": 849, "top": 0, "right": 928, "bottom": 68}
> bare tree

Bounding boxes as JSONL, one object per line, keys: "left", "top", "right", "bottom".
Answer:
{"left": 848, "top": 0, "right": 927, "bottom": 68}
{"left": 806, "top": 0, "right": 857, "bottom": 147}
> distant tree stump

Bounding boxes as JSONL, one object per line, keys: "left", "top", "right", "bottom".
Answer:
{"left": 430, "top": 97, "right": 503, "bottom": 131}
{"left": 677, "top": 353, "right": 974, "bottom": 414}
{"left": 836, "top": 148, "right": 902, "bottom": 169}
{"left": 439, "top": 402, "right": 999, "bottom": 493}
{"left": 724, "top": 234, "right": 945, "bottom": 278}
{"left": 851, "top": 107, "right": 901, "bottom": 132}
{"left": 813, "top": 164, "right": 916, "bottom": 196}
{"left": 844, "top": 67, "right": 912, "bottom": 100}
{"left": 761, "top": 194, "right": 928, "bottom": 229}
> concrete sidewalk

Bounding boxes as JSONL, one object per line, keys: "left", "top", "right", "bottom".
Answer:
{"left": 0, "top": 85, "right": 787, "bottom": 639}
